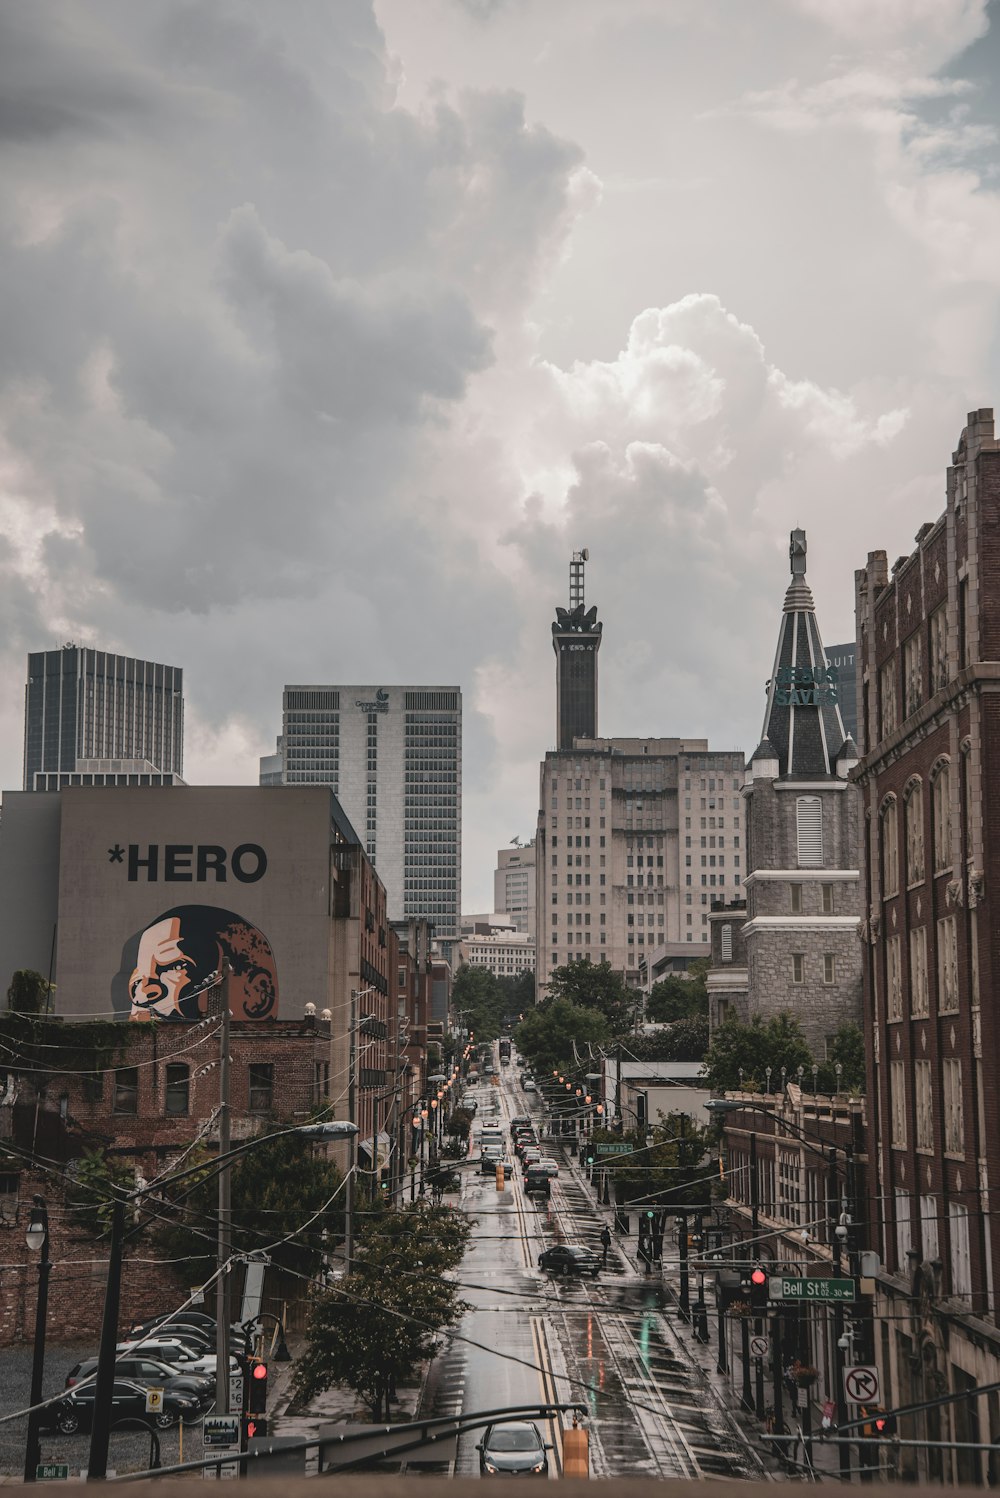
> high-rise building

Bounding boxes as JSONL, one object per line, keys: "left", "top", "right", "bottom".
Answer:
{"left": 261, "top": 686, "right": 462, "bottom": 940}
{"left": 552, "top": 550, "right": 602, "bottom": 750}
{"left": 494, "top": 840, "right": 536, "bottom": 937}
{"left": 23, "top": 646, "right": 184, "bottom": 790}
{"left": 719, "top": 531, "right": 862, "bottom": 1052}
{"left": 534, "top": 738, "right": 745, "bottom": 993}
{"left": 856, "top": 408, "right": 1000, "bottom": 1465}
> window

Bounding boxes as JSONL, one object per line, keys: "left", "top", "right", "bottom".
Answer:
{"left": 796, "top": 797, "right": 823, "bottom": 866}
{"left": 823, "top": 954, "right": 836, "bottom": 985}
{"left": 949, "top": 1204, "right": 971, "bottom": 1298}
{"left": 929, "top": 604, "right": 949, "bottom": 694}
{"left": 919, "top": 1195, "right": 939, "bottom": 1261}
{"left": 821, "top": 884, "right": 834, "bottom": 915}
{"left": 164, "top": 1063, "right": 190, "bottom": 1116}
{"left": 915, "top": 1061, "right": 933, "bottom": 1150}
{"left": 903, "top": 630, "right": 923, "bottom": 717}
{"left": 881, "top": 801, "right": 899, "bottom": 897}
{"left": 910, "top": 927, "right": 928, "bottom": 1017}
{"left": 721, "top": 924, "right": 733, "bottom": 962}
{"left": 932, "top": 761, "right": 951, "bottom": 871}
{"left": 880, "top": 658, "right": 898, "bottom": 739}
{"left": 249, "top": 1064, "right": 274, "bottom": 1112}
{"left": 905, "top": 783, "right": 925, "bottom": 884}
{"left": 937, "top": 915, "right": 959, "bottom": 1013}
{"left": 113, "top": 1067, "right": 139, "bottom": 1115}
{"left": 890, "top": 1061, "right": 906, "bottom": 1147}
{"left": 886, "top": 936, "right": 902, "bottom": 1021}
{"left": 792, "top": 953, "right": 805, "bottom": 984}
{"left": 895, "top": 1187, "right": 912, "bottom": 1270}
{"left": 790, "top": 883, "right": 803, "bottom": 914}
{"left": 943, "top": 1059, "right": 964, "bottom": 1154}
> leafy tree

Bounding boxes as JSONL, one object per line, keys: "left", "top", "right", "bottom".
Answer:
{"left": 294, "top": 1202, "right": 470, "bottom": 1420}
{"left": 703, "top": 1013, "right": 814, "bottom": 1094}
{"left": 451, "top": 965, "right": 507, "bottom": 1043}
{"left": 646, "top": 969, "right": 708, "bottom": 1024}
{"left": 817, "top": 1022, "right": 866, "bottom": 1094}
{"left": 627, "top": 1016, "right": 709, "bottom": 1063}
{"left": 6, "top": 970, "right": 53, "bottom": 1015}
{"left": 496, "top": 968, "right": 535, "bottom": 1019}
{"left": 545, "top": 959, "right": 637, "bottom": 1032}
{"left": 514, "top": 998, "right": 610, "bottom": 1075}
{"left": 594, "top": 1113, "right": 715, "bottom": 1209}
{"left": 65, "top": 1149, "right": 136, "bottom": 1238}
{"left": 446, "top": 1106, "right": 473, "bottom": 1143}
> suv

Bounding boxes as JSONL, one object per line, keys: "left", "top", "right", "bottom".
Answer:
{"left": 66, "top": 1355, "right": 213, "bottom": 1406}
{"left": 45, "top": 1379, "right": 200, "bottom": 1434}
{"left": 538, "top": 1244, "right": 602, "bottom": 1278}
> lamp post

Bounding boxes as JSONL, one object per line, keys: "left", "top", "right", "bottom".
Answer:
{"left": 23, "top": 1196, "right": 51, "bottom": 1484}
{"left": 87, "top": 1119, "right": 357, "bottom": 1481}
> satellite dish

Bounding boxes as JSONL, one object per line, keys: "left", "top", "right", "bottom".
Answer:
{"left": 581, "top": 548, "right": 589, "bottom": 561}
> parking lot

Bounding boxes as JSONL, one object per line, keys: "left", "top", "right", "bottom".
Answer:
{"left": 0, "top": 1342, "right": 203, "bottom": 1478}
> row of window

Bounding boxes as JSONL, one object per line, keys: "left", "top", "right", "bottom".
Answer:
{"left": 889, "top": 1057, "right": 964, "bottom": 1153}
{"left": 105, "top": 1063, "right": 275, "bottom": 1116}
{"left": 879, "top": 762, "right": 952, "bottom": 894}
{"left": 879, "top": 601, "right": 950, "bottom": 739}
{"left": 883, "top": 915, "right": 966, "bottom": 1018}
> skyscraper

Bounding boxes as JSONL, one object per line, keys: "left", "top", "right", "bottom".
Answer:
{"left": 262, "top": 685, "right": 462, "bottom": 940}
{"left": 552, "top": 550, "right": 602, "bottom": 750}
{"left": 23, "top": 646, "right": 184, "bottom": 790}
{"left": 494, "top": 840, "right": 536, "bottom": 937}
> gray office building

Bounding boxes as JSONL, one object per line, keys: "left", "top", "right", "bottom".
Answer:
{"left": 261, "top": 686, "right": 462, "bottom": 939}
{"left": 23, "top": 646, "right": 184, "bottom": 790}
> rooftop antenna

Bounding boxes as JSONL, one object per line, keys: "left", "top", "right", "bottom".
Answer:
{"left": 569, "top": 548, "right": 589, "bottom": 610}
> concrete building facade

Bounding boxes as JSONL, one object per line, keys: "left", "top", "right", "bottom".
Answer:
{"left": 458, "top": 930, "right": 535, "bottom": 980}
{"left": 854, "top": 408, "right": 1000, "bottom": 1484}
{"left": 262, "top": 685, "right": 462, "bottom": 940}
{"left": 553, "top": 550, "right": 602, "bottom": 751}
{"left": 494, "top": 840, "right": 536, "bottom": 937}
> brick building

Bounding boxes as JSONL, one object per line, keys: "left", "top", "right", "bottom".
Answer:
{"left": 735, "top": 531, "right": 862, "bottom": 1054}
{"left": 854, "top": 408, "right": 1000, "bottom": 1484}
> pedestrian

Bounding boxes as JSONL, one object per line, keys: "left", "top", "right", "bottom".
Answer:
{"left": 600, "top": 1223, "right": 611, "bottom": 1267}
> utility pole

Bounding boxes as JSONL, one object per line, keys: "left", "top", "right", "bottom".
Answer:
{"left": 216, "top": 963, "right": 232, "bottom": 1416}
{"left": 749, "top": 1132, "right": 765, "bottom": 1420}
{"left": 831, "top": 1147, "right": 852, "bottom": 1480}
{"left": 346, "top": 988, "right": 358, "bottom": 1272}
{"left": 614, "top": 1041, "right": 623, "bottom": 1134}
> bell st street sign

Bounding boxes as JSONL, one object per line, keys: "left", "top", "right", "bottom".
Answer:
{"left": 769, "top": 1276, "right": 855, "bottom": 1302}
{"left": 595, "top": 1143, "right": 633, "bottom": 1155}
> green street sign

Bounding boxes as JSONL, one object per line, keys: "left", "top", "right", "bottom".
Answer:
{"left": 36, "top": 1465, "right": 70, "bottom": 1482}
{"left": 595, "top": 1142, "right": 632, "bottom": 1155}
{"left": 769, "top": 1276, "right": 855, "bottom": 1302}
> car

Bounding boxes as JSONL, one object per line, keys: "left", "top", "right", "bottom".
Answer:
{"left": 521, "top": 1149, "right": 541, "bottom": 1169}
{"left": 128, "top": 1311, "right": 216, "bottom": 1337}
{"left": 534, "top": 1158, "right": 559, "bottom": 1177}
{"left": 65, "top": 1355, "right": 213, "bottom": 1406}
{"left": 522, "top": 1079, "right": 537, "bottom": 1092}
{"left": 44, "top": 1379, "right": 200, "bottom": 1435}
{"left": 477, "top": 1421, "right": 551, "bottom": 1476}
{"left": 116, "top": 1340, "right": 241, "bottom": 1379}
{"left": 480, "top": 1155, "right": 514, "bottom": 1176}
{"left": 509, "top": 1116, "right": 531, "bottom": 1130}
{"left": 538, "top": 1244, "right": 602, "bottom": 1278}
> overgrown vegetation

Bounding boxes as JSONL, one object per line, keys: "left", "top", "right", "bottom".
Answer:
{"left": 703, "top": 1014, "right": 866, "bottom": 1095}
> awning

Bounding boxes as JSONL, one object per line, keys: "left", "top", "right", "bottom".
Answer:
{"left": 358, "top": 1131, "right": 392, "bottom": 1170}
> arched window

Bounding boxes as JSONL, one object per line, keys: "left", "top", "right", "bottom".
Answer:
{"left": 796, "top": 796, "right": 823, "bottom": 867}
{"left": 932, "top": 760, "right": 952, "bottom": 873}
{"left": 904, "top": 781, "right": 924, "bottom": 885}
{"left": 880, "top": 799, "right": 899, "bottom": 898}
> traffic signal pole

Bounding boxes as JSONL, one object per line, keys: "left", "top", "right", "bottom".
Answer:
{"left": 216, "top": 967, "right": 232, "bottom": 1417}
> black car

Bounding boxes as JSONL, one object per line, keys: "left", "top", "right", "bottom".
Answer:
{"left": 477, "top": 1421, "right": 551, "bottom": 1475}
{"left": 128, "top": 1311, "right": 216, "bottom": 1337}
{"left": 480, "top": 1155, "right": 514, "bottom": 1176}
{"left": 65, "top": 1355, "right": 213, "bottom": 1407}
{"left": 45, "top": 1379, "right": 201, "bottom": 1434}
{"left": 538, "top": 1244, "right": 601, "bottom": 1278}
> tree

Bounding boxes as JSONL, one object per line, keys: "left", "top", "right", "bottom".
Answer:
{"left": 646, "top": 970, "right": 708, "bottom": 1024}
{"left": 702, "top": 1013, "right": 814, "bottom": 1094}
{"left": 496, "top": 968, "right": 535, "bottom": 1019}
{"left": 627, "top": 1016, "right": 709, "bottom": 1063}
{"left": 451, "top": 965, "right": 507, "bottom": 1043}
{"left": 593, "top": 1113, "right": 715, "bottom": 1210}
{"left": 6, "top": 970, "right": 52, "bottom": 1016}
{"left": 544, "top": 959, "right": 637, "bottom": 1032}
{"left": 65, "top": 1149, "right": 136, "bottom": 1238}
{"left": 817, "top": 1022, "right": 866, "bottom": 1094}
{"left": 514, "top": 998, "right": 610, "bottom": 1075}
{"left": 294, "top": 1202, "right": 470, "bottom": 1420}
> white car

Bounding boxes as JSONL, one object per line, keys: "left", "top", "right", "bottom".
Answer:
{"left": 117, "top": 1339, "right": 241, "bottom": 1379}
{"left": 523, "top": 1079, "right": 537, "bottom": 1092}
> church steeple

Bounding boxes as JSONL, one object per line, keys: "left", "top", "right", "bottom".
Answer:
{"left": 756, "top": 529, "right": 847, "bottom": 778}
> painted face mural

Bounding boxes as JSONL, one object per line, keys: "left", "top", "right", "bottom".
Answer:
{"left": 115, "top": 905, "right": 279, "bottom": 1022}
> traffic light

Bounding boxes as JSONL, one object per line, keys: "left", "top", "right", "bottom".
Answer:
{"left": 244, "top": 1414, "right": 268, "bottom": 1441}
{"left": 873, "top": 1407, "right": 895, "bottom": 1438}
{"left": 247, "top": 1359, "right": 269, "bottom": 1415}
{"left": 585, "top": 1145, "right": 595, "bottom": 1166}
{"left": 750, "top": 1264, "right": 768, "bottom": 1312}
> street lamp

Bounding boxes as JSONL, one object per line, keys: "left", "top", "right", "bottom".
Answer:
{"left": 88, "top": 1119, "right": 357, "bottom": 1481}
{"left": 23, "top": 1197, "right": 50, "bottom": 1484}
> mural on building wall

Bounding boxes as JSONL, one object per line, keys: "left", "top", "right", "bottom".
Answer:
{"left": 113, "top": 905, "right": 279, "bottom": 1022}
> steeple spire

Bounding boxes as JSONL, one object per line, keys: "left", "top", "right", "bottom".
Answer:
{"left": 755, "top": 530, "right": 847, "bottom": 778}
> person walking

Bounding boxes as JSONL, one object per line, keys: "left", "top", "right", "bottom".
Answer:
{"left": 600, "top": 1223, "right": 612, "bottom": 1267}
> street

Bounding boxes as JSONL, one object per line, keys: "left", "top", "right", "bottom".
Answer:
{"left": 419, "top": 1063, "right": 767, "bottom": 1480}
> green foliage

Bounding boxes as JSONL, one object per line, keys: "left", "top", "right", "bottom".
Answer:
{"left": 446, "top": 1106, "right": 473, "bottom": 1142}
{"left": 628, "top": 1016, "right": 709, "bottom": 1063}
{"left": 294, "top": 1202, "right": 470, "bottom": 1420}
{"left": 646, "top": 970, "right": 708, "bottom": 1024}
{"left": 514, "top": 998, "right": 611, "bottom": 1074}
{"left": 817, "top": 1023, "right": 867, "bottom": 1094}
{"left": 545, "top": 959, "right": 637, "bottom": 1032}
{"left": 6, "top": 970, "right": 53, "bottom": 1016}
{"left": 703, "top": 1013, "right": 815, "bottom": 1094}
{"left": 593, "top": 1113, "right": 715, "bottom": 1209}
{"left": 451, "top": 964, "right": 507, "bottom": 1043}
{"left": 0, "top": 1011, "right": 129, "bottom": 1076}
{"left": 152, "top": 1128, "right": 343, "bottom": 1286}
{"left": 65, "top": 1149, "right": 136, "bottom": 1238}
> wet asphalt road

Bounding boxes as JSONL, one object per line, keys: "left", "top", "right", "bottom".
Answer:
{"left": 421, "top": 1065, "right": 767, "bottom": 1481}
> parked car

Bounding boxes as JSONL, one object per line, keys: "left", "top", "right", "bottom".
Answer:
{"left": 65, "top": 1354, "right": 213, "bottom": 1407}
{"left": 44, "top": 1379, "right": 200, "bottom": 1434}
{"left": 477, "top": 1421, "right": 551, "bottom": 1475}
{"left": 538, "top": 1244, "right": 602, "bottom": 1278}
{"left": 116, "top": 1339, "right": 240, "bottom": 1379}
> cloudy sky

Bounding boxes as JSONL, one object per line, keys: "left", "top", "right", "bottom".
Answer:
{"left": 2, "top": 0, "right": 999, "bottom": 911}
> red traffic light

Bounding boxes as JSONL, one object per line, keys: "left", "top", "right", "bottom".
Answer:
{"left": 750, "top": 1267, "right": 767, "bottom": 1286}
{"left": 252, "top": 1362, "right": 268, "bottom": 1380}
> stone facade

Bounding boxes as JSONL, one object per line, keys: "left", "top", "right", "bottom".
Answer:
{"left": 706, "top": 899, "right": 748, "bottom": 1029}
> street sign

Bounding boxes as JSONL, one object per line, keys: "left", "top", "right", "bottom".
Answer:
{"left": 845, "top": 1365, "right": 880, "bottom": 1404}
{"left": 36, "top": 1465, "right": 69, "bottom": 1481}
{"left": 769, "top": 1275, "right": 855, "bottom": 1302}
{"left": 595, "top": 1142, "right": 632, "bottom": 1155}
{"left": 204, "top": 1415, "right": 241, "bottom": 1482}
{"left": 749, "top": 1335, "right": 769, "bottom": 1359}
{"left": 144, "top": 1387, "right": 164, "bottom": 1414}
{"left": 229, "top": 1374, "right": 244, "bottom": 1412}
